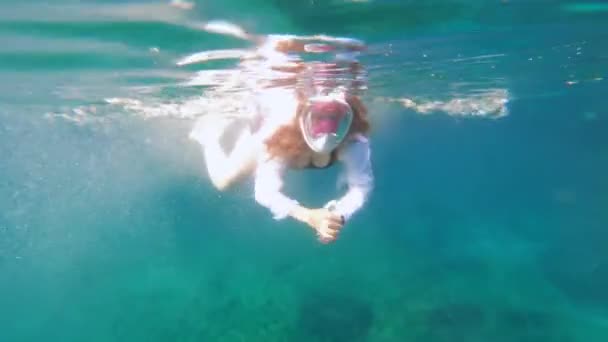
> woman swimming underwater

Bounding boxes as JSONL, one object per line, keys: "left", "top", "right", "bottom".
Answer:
{"left": 187, "top": 25, "right": 373, "bottom": 243}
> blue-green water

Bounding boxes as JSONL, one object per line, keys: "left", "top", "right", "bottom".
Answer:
{"left": 1, "top": 1, "right": 607, "bottom": 341}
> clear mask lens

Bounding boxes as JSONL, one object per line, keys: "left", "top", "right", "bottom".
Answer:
{"left": 300, "top": 96, "right": 353, "bottom": 153}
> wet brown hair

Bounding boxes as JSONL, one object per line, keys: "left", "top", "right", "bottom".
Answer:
{"left": 263, "top": 93, "right": 370, "bottom": 164}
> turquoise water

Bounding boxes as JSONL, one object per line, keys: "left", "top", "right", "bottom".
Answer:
{"left": 1, "top": 1, "right": 607, "bottom": 341}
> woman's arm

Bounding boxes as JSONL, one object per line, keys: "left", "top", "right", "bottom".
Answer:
{"left": 254, "top": 153, "right": 308, "bottom": 222}
{"left": 252, "top": 134, "right": 374, "bottom": 224}
{"left": 268, "top": 35, "right": 366, "bottom": 53}
{"left": 332, "top": 135, "right": 374, "bottom": 222}
{"left": 255, "top": 34, "right": 365, "bottom": 62}
{"left": 253, "top": 153, "right": 344, "bottom": 238}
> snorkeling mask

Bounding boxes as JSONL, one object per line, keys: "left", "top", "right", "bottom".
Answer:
{"left": 299, "top": 93, "right": 353, "bottom": 154}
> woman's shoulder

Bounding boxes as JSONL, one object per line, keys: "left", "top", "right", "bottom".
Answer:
{"left": 347, "top": 132, "right": 369, "bottom": 144}
{"left": 337, "top": 133, "right": 370, "bottom": 160}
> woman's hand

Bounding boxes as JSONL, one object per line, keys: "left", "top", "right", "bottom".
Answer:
{"left": 288, "top": 205, "right": 345, "bottom": 243}
{"left": 306, "top": 208, "right": 345, "bottom": 243}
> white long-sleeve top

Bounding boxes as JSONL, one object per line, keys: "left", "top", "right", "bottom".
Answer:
{"left": 253, "top": 133, "right": 374, "bottom": 223}
{"left": 246, "top": 36, "right": 373, "bottom": 223}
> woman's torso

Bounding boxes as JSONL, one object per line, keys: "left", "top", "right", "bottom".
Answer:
{"left": 291, "top": 150, "right": 336, "bottom": 169}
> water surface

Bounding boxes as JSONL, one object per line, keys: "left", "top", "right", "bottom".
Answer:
{"left": 1, "top": 1, "right": 607, "bottom": 341}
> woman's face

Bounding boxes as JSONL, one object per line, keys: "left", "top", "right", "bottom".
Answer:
{"left": 308, "top": 100, "right": 349, "bottom": 137}
{"left": 299, "top": 96, "right": 353, "bottom": 153}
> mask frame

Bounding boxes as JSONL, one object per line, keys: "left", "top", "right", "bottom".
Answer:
{"left": 299, "top": 94, "right": 353, "bottom": 154}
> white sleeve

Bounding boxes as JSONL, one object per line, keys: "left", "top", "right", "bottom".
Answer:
{"left": 333, "top": 136, "right": 374, "bottom": 222}
{"left": 254, "top": 154, "right": 300, "bottom": 220}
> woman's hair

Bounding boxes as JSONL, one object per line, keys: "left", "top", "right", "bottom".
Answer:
{"left": 263, "top": 93, "right": 370, "bottom": 163}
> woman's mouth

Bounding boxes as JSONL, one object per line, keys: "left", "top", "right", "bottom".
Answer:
{"left": 312, "top": 116, "right": 339, "bottom": 135}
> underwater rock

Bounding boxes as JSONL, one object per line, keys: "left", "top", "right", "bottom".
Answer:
{"left": 295, "top": 291, "right": 374, "bottom": 342}
{"left": 498, "top": 308, "right": 573, "bottom": 342}
{"left": 423, "top": 302, "right": 486, "bottom": 341}
{"left": 542, "top": 244, "right": 608, "bottom": 306}
{"left": 500, "top": 308, "right": 552, "bottom": 332}
{"left": 427, "top": 302, "right": 485, "bottom": 329}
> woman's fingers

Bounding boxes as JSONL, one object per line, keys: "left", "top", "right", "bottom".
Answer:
{"left": 325, "top": 221, "right": 342, "bottom": 231}
{"left": 321, "top": 221, "right": 341, "bottom": 234}
{"left": 318, "top": 236, "right": 334, "bottom": 244}
{"left": 321, "top": 228, "right": 337, "bottom": 237}
{"left": 326, "top": 212, "right": 344, "bottom": 224}
{"left": 317, "top": 230, "right": 333, "bottom": 243}
{"left": 316, "top": 214, "right": 347, "bottom": 243}
{"left": 324, "top": 214, "right": 344, "bottom": 228}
